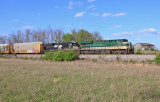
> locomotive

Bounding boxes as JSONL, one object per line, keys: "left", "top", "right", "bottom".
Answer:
{"left": 80, "top": 39, "right": 134, "bottom": 54}
{"left": 43, "top": 42, "right": 80, "bottom": 53}
{"left": 0, "top": 39, "right": 134, "bottom": 54}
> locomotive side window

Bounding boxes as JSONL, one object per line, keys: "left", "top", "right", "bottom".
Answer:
{"left": 117, "top": 40, "right": 122, "bottom": 43}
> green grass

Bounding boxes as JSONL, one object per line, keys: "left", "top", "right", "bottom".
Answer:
{"left": 134, "top": 50, "right": 160, "bottom": 55}
{"left": 0, "top": 58, "right": 160, "bottom": 102}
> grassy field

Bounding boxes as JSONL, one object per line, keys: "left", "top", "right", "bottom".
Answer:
{"left": 0, "top": 58, "right": 160, "bottom": 102}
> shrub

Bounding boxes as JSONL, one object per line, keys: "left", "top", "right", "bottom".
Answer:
{"left": 45, "top": 52, "right": 55, "bottom": 60}
{"left": 155, "top": 49, "right": 159, "bottom": 52}
{"left": 45, "top": 50, "right": 77, "bottom": 62}
{"left": 144, "top": 47, "right": 148, "bottom": 51}
{"left": 134, "top": 49, "right": 142, "bottom": 54}
{"left": 52, "top": 51, "right": 65, "bottom": 61}
{"left": 64, "top": 50, "right": 77, "bottom": 61}
{"left": 154, "top": 54, "right": 160, "bottom": 64}
{"left": 151, "top": 48, "right": 154, "bottom": 51}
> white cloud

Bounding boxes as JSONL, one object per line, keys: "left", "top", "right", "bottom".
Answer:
{"left": 66, "top": 25, "right": 72, "bottom": 27}
{"left": 102, "top": 13, "right": 111, "bottom": 17}
{"left": 67, "top": 1, "right": 82, "bottom": 9}
{"left": 138, "top": 28, "right": 160, "bottom": 34}
{"left": 10, "top": 19, "right": 19, "bottom": 22}
{"left": 20, "top": 26, "right": 35, "bottom": 30}
{"left": 75, "top": 12, "right": 86, "bottom": 18}
{"left": 111, "top": 32, "right": 132, "bottom": 36}
{"left": 88, "top": 0, "right": 96, "bottom": 2}
{"left": 67, "top": 1, "right": 74, "bottom": 9}
{"left": 90, "top": 13, "right": 99, "bottom": 16}
{"left": 112, "top": 25, "right": 122, "bottom": 28}
{"left": 1, "top": 33, "right": 9, "bottom": 36}
{"left": 87, "top": 5, "right": 95, "bottom": 9}
{"left": 112, "top": 13, "right": 126, "bottom": 17}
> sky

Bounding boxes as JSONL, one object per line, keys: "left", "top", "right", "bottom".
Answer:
{"left": 0, "top": 0, "right": 160, "bottom": 49}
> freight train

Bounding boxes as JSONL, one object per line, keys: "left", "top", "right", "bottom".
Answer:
{"left": 0, "top": 39, "right": 134, "bottom": 54}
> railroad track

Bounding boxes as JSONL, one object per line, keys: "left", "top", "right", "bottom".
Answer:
{"left": 1, "top": 54, "right": 156, "bottom": 61}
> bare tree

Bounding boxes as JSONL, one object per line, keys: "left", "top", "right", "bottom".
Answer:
{"left": 25, "top": 29, "right": 31, "bottom": 42}
{"left": 48, "top": 26, "right": 55, "bottom": 43}
{"left": 92, "top": 32, "right": 102, "bottom": 41}
{"left": 17, "top": 30, "right": 24, "bottom": 43}
{"left": 0, "top": 36, "right": 6, "bottom": 44}
{"left": 7, "top": 36, "right": 12, "bottom": 44}
{"left": 54, "top": 29, "right": 63, "bottom": 43}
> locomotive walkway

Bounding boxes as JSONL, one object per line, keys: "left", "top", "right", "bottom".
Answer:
{"left": 1, "top": 54, "right": 156, "bottom": 61}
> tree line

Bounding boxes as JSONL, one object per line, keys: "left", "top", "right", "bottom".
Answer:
{"left": 0, "top": 27, "right": 102, "bottom": 44}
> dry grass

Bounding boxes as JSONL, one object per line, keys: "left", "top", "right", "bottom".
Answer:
{"left": 0, "top": 58, "right": 160, "bottom": 102}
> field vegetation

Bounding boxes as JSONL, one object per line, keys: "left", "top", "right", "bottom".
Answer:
{"left": 0, "top": 58, "right": 160, "bottom": 102}
{"left": 134, "top": 49, "right": 160, "bottom": 55}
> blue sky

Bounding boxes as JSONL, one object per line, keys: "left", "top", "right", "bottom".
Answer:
{"left": 0, "top": 0, "right": 160, "bottom": 48}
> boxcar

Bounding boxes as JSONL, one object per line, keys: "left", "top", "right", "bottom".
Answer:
{"left": 80, "top": 39, "right": 134, "bottom": 54}
{"left": 10, "top": 42, "right": 44, "bottom": 54}
{"left": 0, "top": 44, "right": 10, "bottom": 54}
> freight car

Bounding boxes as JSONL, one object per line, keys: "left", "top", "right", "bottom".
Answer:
{"left": 0, "top": 42, "right": 44, "bottom": 54}
{"left": 10, "top": 42, "right": 44, "bottom": 54}
{"left": 80, "top": 39, "right": 134, "bottom": 54}
{"left": 0, "top": 44, "right": 10, "bottom": 54}
{"left": 44, "top": 42, "right": 80, "bottom": 53}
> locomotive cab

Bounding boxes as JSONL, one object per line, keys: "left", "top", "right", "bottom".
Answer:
{"left": 122, "top": 40, "right": 134, "bottom": 54}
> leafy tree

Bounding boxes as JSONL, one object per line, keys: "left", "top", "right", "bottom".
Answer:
{"left": 71, "top": 29, "right": 77, "bottom": 42}
{"left": 76, "top": 29, "right": 94, "bottom": 42}
{"left": 62, "top": 33, "right": 73, "bottom": 42}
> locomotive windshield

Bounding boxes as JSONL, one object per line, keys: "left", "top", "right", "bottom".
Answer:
{"left": 123, "top": 39, "right": 128, "bottom": 42}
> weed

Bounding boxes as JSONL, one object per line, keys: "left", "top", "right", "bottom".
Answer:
{"left": 146, "top": 59, "right": 153, "bottom": 64}
{"left": 129, "top": 59, "right": 136, "bottom": 64}
{"left": 123, "top": 60, "right": 129, "bottom": 64}
{"left": 116, "top": 56, "right": 120, "bottom": 62}
{"left": 92, "top": 59, "right": 97, "bottom": 62}
{"left": 24, "top": 57, "right": 28, "bottom": 60}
